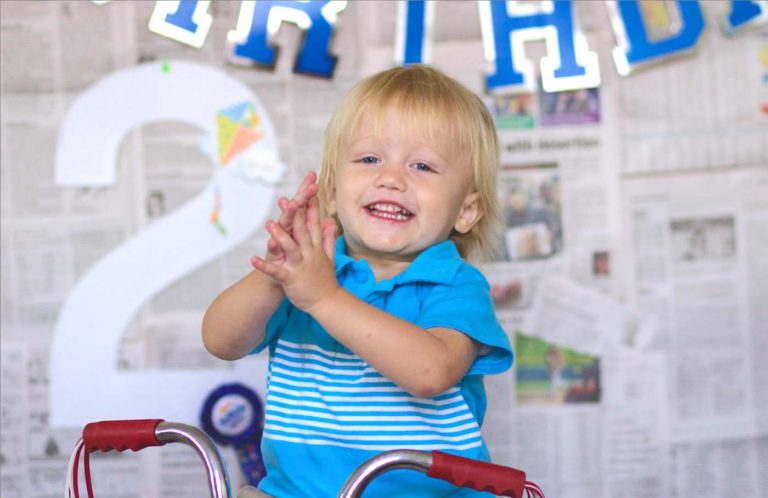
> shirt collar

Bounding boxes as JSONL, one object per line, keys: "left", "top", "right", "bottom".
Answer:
{"left": 334, "top": 236, "right": 464, "bottom": 287}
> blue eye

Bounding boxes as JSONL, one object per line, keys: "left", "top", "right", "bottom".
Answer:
{"left": 359, "top": 156, "right": 379, "bottom": 165}
{"left": 413, "top": 162, "right": 434, "bottom": 172}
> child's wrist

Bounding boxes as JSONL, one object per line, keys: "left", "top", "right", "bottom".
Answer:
{"left": 305, "top": 283, "right": 343, "bottom": 318}
{"left": 255, "top": 269, "right": 285, "bottom": 295}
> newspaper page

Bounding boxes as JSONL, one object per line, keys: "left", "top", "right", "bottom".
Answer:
{"left": 622, "top": 167, "right": 767, "bottom": 443}
{"left": 616, "top": 18, "right": 767, "bottom": 174}
{"left": 672, "top": 436, "right": 768, "bottom": 498}
{"left": 1, "top": 343, "right": 28, "bottom": 498}
{"left": 484, "top": 346, "right": 671, "bottom": 498}
{"left": 619, "top": 169, "right": 765, "bottom": 498}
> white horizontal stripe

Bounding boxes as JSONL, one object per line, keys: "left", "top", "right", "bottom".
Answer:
{"left": 264, "top": 433, "right": 483, "bottom": 451}
{"left": 264, "top": 423, "right": 481, "bottom": 443}
{"left": 267, "top": 414, "right": 480, "bottom": 434}
{"left": 271, "top": 376, "right": 457, "bottom": 396}
{"left": 266, "top": 405, "right": 475, "bottom": 425}
{"left": 271, "top": 360, "right": 369, "bottom": 378}
{"left": 270, "top": 365, "right": 393, "bottom": 386}
{"left": 267, "top": 395, "right": 471, "bottom": 416}
{"left": 274, "top": 346, "right": 367, "bottom": 369}
{"left": 268, "top": 385, "right": 463, "bottom": 405}
{"left": 270, "top": 374, "right": 400, "bottom": 393}
{"left": 277, "top": 340, "right": 359, "bottom": 361}
{"left": 273, "top": 352, "right": 373, "bottom": 375}
{"left": 268, "top": 386, "right": 463, "bottom": 406}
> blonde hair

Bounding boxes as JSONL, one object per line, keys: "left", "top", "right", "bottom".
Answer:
{"left": 319, "top": 65, "right": 500, "bottom": 262}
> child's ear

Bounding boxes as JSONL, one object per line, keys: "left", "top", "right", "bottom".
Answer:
{"left": 454, "top": 192, "right": 483, "bottom": 234}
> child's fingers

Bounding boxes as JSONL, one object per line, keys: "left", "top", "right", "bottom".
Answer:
{"left": 292, "top": 171, "right": 318, "bottom": 206}
{"left": 276, "top": 198, "right": 297, "bottom": 231}
{"left": 274, "top": 171, "right": 318, "bottom": 234}
{"left": 292, "top": 207, "right": 311, "bottom": 248}
{"left": 321, "top": 217, "right": 338, "bottom": 259}
{"left": 266, "top": 237, "right": 284, "bottom": 258}
{"left": 306, "top": 196, "right": 322, "bottom": 246}
{"left": 266, "top": 220, "right": 299, "bottom": 258}
{"left": 296, "top": 171, "right": 315, "bottom": 195}
{"left": 251, "top": 256, "right": 285, "bottom": 281}
{"left": 300, "top": 171, "right": 318, "bottom": 194}
{"left": 293, "top": 173, "right": 314, "bottom": 204}
{"left": 292, "top": 183, "right": 318, "bottom": 210}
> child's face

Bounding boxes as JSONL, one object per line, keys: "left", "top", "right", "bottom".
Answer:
{"left": 327, "top": 107, "right": 482, "bottom": 264}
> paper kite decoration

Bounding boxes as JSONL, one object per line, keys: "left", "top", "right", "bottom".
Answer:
{"left": 217, "top": 101, "right": 263, "bottom": 165}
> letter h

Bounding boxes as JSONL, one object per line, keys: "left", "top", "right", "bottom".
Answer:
{"left": 480, "top": 0, "right": 600, "bottom": 93}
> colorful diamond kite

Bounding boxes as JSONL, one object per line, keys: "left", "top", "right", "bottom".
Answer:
{"left": 217, "top": 101, "right": 263, "bottom": 165}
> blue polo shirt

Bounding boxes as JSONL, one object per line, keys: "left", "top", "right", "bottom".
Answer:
{"left": 253, "top": 237, "right": 513, "bottom": 497}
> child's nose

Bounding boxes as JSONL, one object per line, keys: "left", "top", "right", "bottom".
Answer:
{"left": 374, "top": 163, "right": 406, "bottom": 191}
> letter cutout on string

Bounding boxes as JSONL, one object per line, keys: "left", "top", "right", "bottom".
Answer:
{"left": 723, "top": 0, "right": 768, "bottom": 35}
{"left": 478, "top": 0, "right": 600, "bottom": 93}
{"left": 395, "top": 0, "right": 434, "bottom": 65}
{"left": 227, "top": 0, "right": 347, "bottom": 77}
{"left": 50, "top": 61, "right": 283, "bottom": 427}
{"left": 607, "top": 0, "right": 705, "bottom": 76}
{"left": 148, "top": 0, "right": 213, "bottom": 48}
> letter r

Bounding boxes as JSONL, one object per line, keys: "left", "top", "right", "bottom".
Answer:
{"left": 228, "top": 0, "right": 347, "bottom": 78}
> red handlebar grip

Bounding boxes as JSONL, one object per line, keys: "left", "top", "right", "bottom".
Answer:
{"left": 428, "top": 451, "right": 527, "bottom": 498}
{"left": 83, "top": 419, "right": 165, "bottom": 453}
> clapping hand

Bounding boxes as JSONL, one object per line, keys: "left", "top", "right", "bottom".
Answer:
{"left": 252, "top": 172, "right": 338, "bottom": 311}
{"left": 255, "top": 171, "right": 319, "bottom": 269}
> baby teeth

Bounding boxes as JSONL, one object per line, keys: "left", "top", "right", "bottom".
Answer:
{"left": 369, "top": 203, "right": 412, "bottom": 215}
{"left": 376, "top": 211, "right": 409, "bottom": 221}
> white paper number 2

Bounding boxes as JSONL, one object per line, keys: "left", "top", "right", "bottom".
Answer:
{"left": 49, "top": 61, "right": 280, "bottom": 427}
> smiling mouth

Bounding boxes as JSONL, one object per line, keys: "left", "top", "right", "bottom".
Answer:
{"left": 365, "top": 202, "right": 414, "bottom": 221}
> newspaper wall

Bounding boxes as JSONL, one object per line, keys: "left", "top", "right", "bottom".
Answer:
{"left": 1, "top": 1, "right": 766, "bottom": 497}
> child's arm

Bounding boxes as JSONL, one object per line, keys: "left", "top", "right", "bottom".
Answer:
{"left": 313, "top": 291, "right": 478, "bottom": 398}
{"left": 202, "top": 172, "right": 319, "bottom": 360}
{"left": 251, "top": 198, "right": 477, "bottom": 398}
{"left": 201, "top": 266, "right": 284, "bottom": 360}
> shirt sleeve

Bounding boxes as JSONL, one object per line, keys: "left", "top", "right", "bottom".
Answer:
{"left": 414, "top": 265, "right": 513, "bottom": 376}
{"left": 250, "top": 297, "right": 292, "bottom": 355}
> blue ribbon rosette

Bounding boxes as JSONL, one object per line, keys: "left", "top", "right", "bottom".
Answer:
{"left": 201, "top": 383, "right": 266, "bottom": 485}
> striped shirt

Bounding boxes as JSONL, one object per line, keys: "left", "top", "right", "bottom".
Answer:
{"left": 254, "top": 238, "right": 513, "bottom": 498}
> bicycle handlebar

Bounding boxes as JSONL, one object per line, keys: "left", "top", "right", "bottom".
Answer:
{"left": 338, "top": 449, "right": 541, "bottom": 498}
{"left": 79, "top": 420, "right": 232, "bottom": 498}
